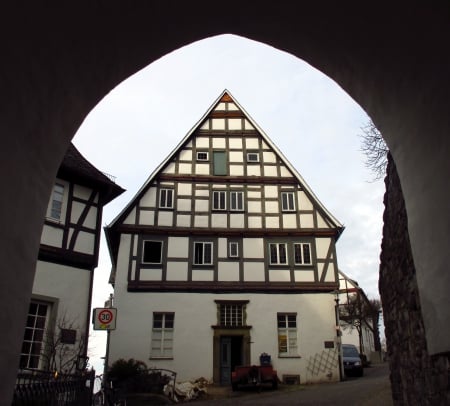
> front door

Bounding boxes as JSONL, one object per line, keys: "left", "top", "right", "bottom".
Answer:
{"left": 220, "top": 336, "right": 243, "bottom": 385}
{"left": 220, "top": 337, "right": 232, "bottom": 384}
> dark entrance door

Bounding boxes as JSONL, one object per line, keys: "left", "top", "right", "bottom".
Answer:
{"left": 220, "top": 336, "right": 242, "bottom": 385}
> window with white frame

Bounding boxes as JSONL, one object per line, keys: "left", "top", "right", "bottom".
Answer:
{"left": 20, "top": 301, "right": 50, "bottom": 369}
{"left": 49, "top": 183, "right": 64, "bottom": 220}
{"left": 193, "top": 242, "right": 213, "bottom": 265}
{"left": 293, "top": 243, "right": 312, "bottom": 265}
{"left": 230, "top": 191, "right": 244, "bottom": 211}
{"left": 281, "top": 192, "right": 295, "bottom": 211}
{"left": 212, "top": 191, "right": 227, "bottom": 210}
{"left": 219, "top": 303, "right": 244, "bottom": 327}
{"left": 150, "top": 313, "right": 174, "bottom": 358}
{"left": 159, "top": 188, "right": 174, "bottom": 209}
{"left": 277, "top": 313, "right": 298, "bottom": 356}
{"left": 269, "top": 243, "right": 288, "bottom": 265}
{"left": 228, "top": 241, "right": 239, "bottom": 258}
{"left": 142, "top": 240, "right": 163, "bottom": 264}
{"left": 196, "top": 151, "right": 209, "bottom": 161}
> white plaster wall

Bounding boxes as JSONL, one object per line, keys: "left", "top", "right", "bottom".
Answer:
{"left": 229, "top": 151, "right": 243, "bottom": 162}
{"left": 177, "top": 183, "right": 192, "bottom": 196}
{"left": 300, "top": 213, "right": 314, "bottom": 228}
{"left": 212, "top": 137, "right": 226, "bottom": 148}
{"left": 108, "top": 291, "right": 339, "bottom": 383}
{"left": 41, "top": 225, "right": 63, "bottom": 248}
{"left": 33, "top": 261, "right": 90, "bottom": 332}
{"left": 298, "top": 191, "right": 313, "bottom": 210}
{"left": 196, "top": 137, "right": 209, "bottom": 148}
{"left": 140, "top": 187, "right": 157, "bottom": 207}
{"left": 195, "top": 163, "right": 209, "bottom": 175}
{"left": 157, "top": 211, "right": 173, "bottom": 226}
{"left": 229, "top": 140, "right": 243, "bottom": 151}
{"left": 123, "top": 208, "right": 136, "bottom": 225}
{"left": 229, "top": 165, "right": 244, "bottom": 176}
{"left": 73, "top": 231, "right": 95, "bottom": 254}
{"left": 178, "top": 163, "right": 192, "bottom": 174}
{"left": 247, "top": 166, "right": 261, "bottom": 176}
{"left": 139, "top": 210, "right": 155, "bottom": 225}
{"left": 179, "top": 149, "right": 192, "bottom": 161}
{"left": 245, "top": 138, "right": 259, "bottom": 149}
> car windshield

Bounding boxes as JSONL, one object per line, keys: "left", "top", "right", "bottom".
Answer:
{"left": 343, "top": 346, "right": 359, "bottom": 357}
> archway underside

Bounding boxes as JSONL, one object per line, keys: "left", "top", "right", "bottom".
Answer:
{"left": 1, "top": 3, "right": 450, "bottom": 404}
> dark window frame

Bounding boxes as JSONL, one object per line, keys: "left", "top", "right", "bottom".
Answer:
{"left": 142, "top": 240, "right": 163, "bottom": 264}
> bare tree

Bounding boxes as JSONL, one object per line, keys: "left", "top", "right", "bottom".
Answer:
{"left": 339, "top": 294, "right": 382, "bottom": 356}
{"left": 40, "top": 312, "right": 87, "bottom": 374}
{"left": 359, "top": 120, "right": 389, "bottom": 181}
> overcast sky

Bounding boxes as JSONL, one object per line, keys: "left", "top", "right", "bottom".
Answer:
{"left": 72, "top": 34, "right": 385, "bottom": 372}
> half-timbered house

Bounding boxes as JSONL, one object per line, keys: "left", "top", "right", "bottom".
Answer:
{"left": 105, "top": 90, "right": 345, "bottom": 384}
{"left": 19, "top": 143, "right": 124, "bottom": 371}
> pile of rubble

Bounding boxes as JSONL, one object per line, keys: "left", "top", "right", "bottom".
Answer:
{"left": 164, "top": 377, "right": 211, "bottom": 402}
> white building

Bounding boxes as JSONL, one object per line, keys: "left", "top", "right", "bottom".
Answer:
{"left": 338, "top": 270, "right": 379, "bottom": 364}
{"left": 19, "top": 144, "right": 124, "bottom": 372}
{"left": 105, "top": 90, "right": 345, "bottom": 384}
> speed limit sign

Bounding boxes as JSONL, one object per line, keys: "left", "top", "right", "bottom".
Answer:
{"left": 93, "top": 308, "right": 117, "bottom": 330}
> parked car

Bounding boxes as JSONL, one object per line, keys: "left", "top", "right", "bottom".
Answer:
{"left": 342, "top": 344, "right": 363, "bottom": 377}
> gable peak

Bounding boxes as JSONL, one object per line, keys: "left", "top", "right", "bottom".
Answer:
{"left": 219, "top": 92, "right": 233, "bottom": 102}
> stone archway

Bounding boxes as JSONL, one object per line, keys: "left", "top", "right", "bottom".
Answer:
{"left": 2, "top": 3, "right": 450, "bottom": 403}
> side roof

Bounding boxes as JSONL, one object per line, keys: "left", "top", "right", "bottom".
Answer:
{"left": 58, "top": 143, "right": 125, "bottom": 205}
{"left": 106, "top": 89, "right": 344, "bottom": 231}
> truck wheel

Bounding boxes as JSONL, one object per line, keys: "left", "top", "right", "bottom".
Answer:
{"left": 272, "top": 379, "right": 278, "bottom": 390}
{"left": 232, "top": 383, "right": 238, "bottom": 391}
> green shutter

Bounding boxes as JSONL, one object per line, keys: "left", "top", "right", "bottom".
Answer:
{"left": 213, "top": 151, "right": 227, "bottom": 175}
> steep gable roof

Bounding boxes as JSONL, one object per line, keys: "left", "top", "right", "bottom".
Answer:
{"left": 107, "top": 89, "right": 343, "bottom": 231}
{"left": 58, "top": 143, "right": 125, "bottom": 205}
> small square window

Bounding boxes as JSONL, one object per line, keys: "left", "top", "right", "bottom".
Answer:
{"left": 197, "top": 151, "right": 209, "bottom": 161}
{"left": 247, "top": 152, "right": 259, "bottom": 162}
{"left": 142, "top": 240, "right": 163, "bottom": 264}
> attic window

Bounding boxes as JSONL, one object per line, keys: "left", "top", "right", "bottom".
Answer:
{"left": 197, "top": 151, "right": 209, "bottom": 161}
{"left": 247, "top": 152, "right": 259, "bottom": 163}
{"left": 159, "top": 188, "right": 174, "bottom": 209}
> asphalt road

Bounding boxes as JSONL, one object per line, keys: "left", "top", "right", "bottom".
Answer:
{"left": 198, "top": 363, "right": 393, "bottom": 405}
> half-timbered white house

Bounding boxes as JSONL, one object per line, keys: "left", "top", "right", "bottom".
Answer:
{"left": 105, "top": 90, "right": 345, "bottom": 384}
{"left": 19, "top": 143, "right": 124, "bottom": 371}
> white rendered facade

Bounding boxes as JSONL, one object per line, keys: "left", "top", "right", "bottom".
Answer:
{"left": 20, "top": 145, "right": 123, "bottom": 371}
{"left": 106, "top": 91, "right": 345, "bottom": 384}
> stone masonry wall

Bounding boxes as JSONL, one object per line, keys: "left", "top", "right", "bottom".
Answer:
{"left": 379, "top": 154, "right": 449, "bottom": 405}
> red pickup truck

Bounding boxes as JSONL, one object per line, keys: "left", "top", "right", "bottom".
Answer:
{"left": 231, "top": 365, "right": 278, "bottom": 391}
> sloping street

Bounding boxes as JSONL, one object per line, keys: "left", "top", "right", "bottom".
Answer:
{"left": 198, "top": 363, "right": 393, "bottom": 405}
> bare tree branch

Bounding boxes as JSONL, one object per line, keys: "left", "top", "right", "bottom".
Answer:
{"left": 359, "top": 120, "right": 388, "bottom": 181}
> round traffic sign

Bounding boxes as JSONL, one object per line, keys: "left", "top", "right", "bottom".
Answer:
{"left": 98, "top": 309, "right": 114, "bottom": 324}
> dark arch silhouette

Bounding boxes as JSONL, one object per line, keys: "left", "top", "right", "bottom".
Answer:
{"left": 2, "top": 3, "right": 449, "bottom": 403}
